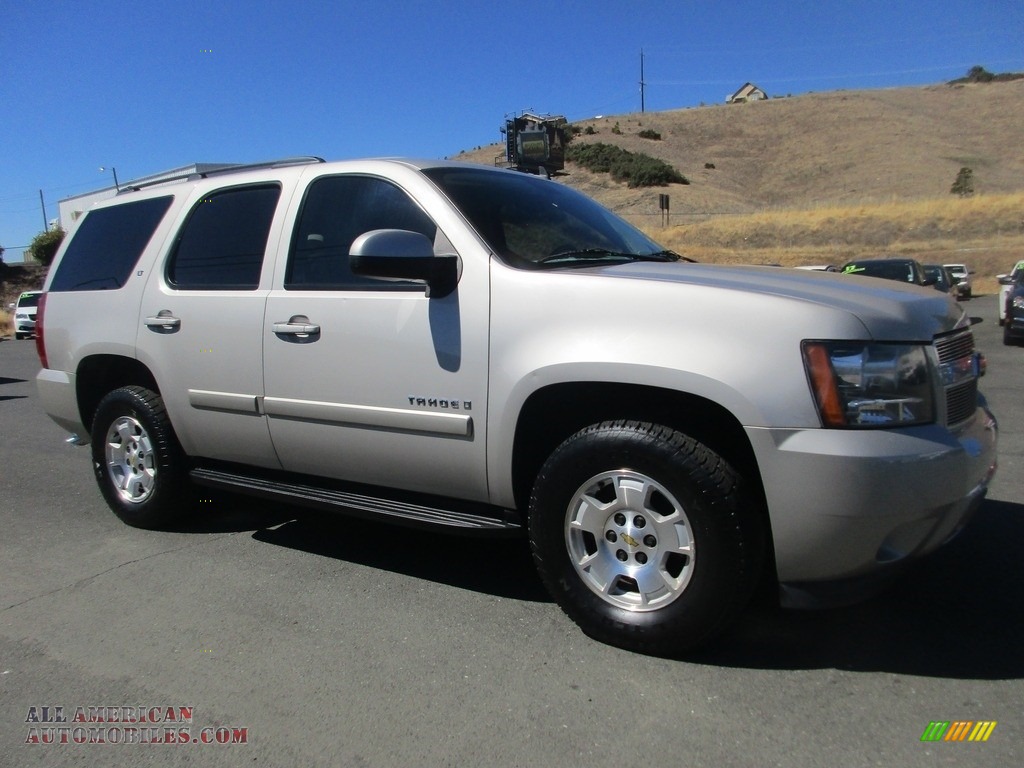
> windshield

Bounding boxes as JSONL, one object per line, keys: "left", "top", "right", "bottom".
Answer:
{"left": 422, "top": 167, "right": 673, "bottom": 269}
{"left": 17, "top": 292, "right": 40, "bottom": 308}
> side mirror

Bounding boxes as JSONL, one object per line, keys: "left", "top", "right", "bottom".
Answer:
{"left": 349, "top": 229, "right": 460, "bottom": 298}
{"left": 997, "top": 275, "right": 1014, "bottom": 286}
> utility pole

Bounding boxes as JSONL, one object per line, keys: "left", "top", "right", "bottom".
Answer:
{"left": 39, "top": 190, "right": 48, "bottom": 231}
{"left": 639, "top": 49, "right": 646, "bottom": 113}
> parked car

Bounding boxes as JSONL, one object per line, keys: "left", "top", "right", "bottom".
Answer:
{"left": 14, "top": 290, "right": 42, "bottom": 340}
{"left": 943, "top": 263, "right": 972, "bottom": 299}
{"left": 33, "top": 157, "right": 997, "bottom": 654}
{"left": 1003, "top": 268, "right": 1024, "bottom": 345}
{"left": 840, "top": 257, "right": 931, "bottom": 286}
{"left": 997, "top": 260, "right": 1024, "bottom": 326}
{"left": 923, "top": 264, "right": 958, "bottom": 298}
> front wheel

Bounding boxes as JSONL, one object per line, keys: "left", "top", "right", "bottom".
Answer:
{"left": 90, "top": 386, "right": 189, "bottom": 529}
{"left": 529, "top": 421, "right": 764, "bottom": 655}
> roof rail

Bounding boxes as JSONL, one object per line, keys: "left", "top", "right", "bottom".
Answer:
{"left": 117, "top": 156, "right": 326, "bottom": 194}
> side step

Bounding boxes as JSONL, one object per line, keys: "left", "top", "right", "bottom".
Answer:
{"left": 189, "top": 467, "right": 522, "bottom": 536}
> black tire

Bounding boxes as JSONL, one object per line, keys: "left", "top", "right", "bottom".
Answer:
{"left": 529, "top": 420, "right": 764, "bottom": 656}
{"left": 90, "top": 386, "right": 189, "bottom": 529}
{"left": 15, "top": 332, "right": 27, "bottom": 340}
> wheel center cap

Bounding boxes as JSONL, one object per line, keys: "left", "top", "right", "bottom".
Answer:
{"left": 620, "top": 532, "right": 640, "bottom": 549}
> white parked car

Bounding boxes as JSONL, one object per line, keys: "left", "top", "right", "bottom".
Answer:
{"left": 14, "top": 290, "right": 42, "bottom": 339}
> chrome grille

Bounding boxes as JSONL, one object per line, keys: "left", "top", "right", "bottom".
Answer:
{"left": 933, "top": 328, "right": 977, "bottom": 426}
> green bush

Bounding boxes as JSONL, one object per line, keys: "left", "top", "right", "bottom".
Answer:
{"left": 638, "top": 129, "right": 661, "bottom": 140}
{"left": 567, "top": 143, "right": 689, "bottom": 188}
{"left": 27, "top": 227, "right": 65, "bottom": 267}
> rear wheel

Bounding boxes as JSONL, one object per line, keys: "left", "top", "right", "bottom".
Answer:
{"left": 529, "top": 421, "right": 764, "bottom": 655}
{"left": 90, "top": 386, "right": 189, "bottom": 529}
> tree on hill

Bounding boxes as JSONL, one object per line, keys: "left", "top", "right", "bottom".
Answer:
{"left": 949, "top": 65, "right": 1024, "bottom": 84}
{"left": 950, "top": 167, "right": 974, "bottom": 197}
{"left": 966, "top": 65, "right": 994, "bottom": 83}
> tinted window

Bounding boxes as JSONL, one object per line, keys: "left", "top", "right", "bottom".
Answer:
{"left": 49, "top": 196, "right": 173, "bottom": 291}
{"left": 285, "top": 176, "right": 437, "bottom": 290}
{"left": 167, "top": 185, "right": 280, "bottom": 290}
{"left": 17, "top": 293, "right": 40, "bottom": 308}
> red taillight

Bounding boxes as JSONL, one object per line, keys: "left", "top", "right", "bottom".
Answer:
{"left": 34, "top": 292, "right": 48, "bottom": 369}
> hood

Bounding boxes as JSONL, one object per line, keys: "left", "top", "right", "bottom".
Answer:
{"left": 575, "top": 262, "right": 967, "bottom": 341}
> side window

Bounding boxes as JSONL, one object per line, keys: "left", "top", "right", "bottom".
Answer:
{"left": 49, "top": 196, "right": 174, "bottom": 292}
{"left": 167, "top": 185, "right": 280, "bottom": 290}
{"left": 285, "top": 175, "right": 438, "bottom": 290}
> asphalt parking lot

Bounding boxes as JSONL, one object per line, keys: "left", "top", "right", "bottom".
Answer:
{"left": 1, "top": 295, "right": 1021, "bottom": 768}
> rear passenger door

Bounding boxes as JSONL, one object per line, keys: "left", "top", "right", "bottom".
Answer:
{"left": 135, "top": 182, "right": 286, "bottom": 468}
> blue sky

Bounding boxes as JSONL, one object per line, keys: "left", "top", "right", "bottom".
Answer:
{"left": 2, "top": 0, "right": 1022, "bottom": 261}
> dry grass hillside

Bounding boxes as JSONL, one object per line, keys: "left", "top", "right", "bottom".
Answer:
{"left": 455, "top": 80, "right": 1024, "bottom": 293}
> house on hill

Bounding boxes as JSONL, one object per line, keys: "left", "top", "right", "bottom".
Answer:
{"left": 726, "top": 83, "right": 768, "bottom": 104}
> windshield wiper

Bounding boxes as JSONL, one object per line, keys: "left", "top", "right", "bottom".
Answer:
{"left": 536, "top": 248, "right": 681, "bottom": 266}
{"left": 648, "top": 249, "right": 696, "bottom": 263}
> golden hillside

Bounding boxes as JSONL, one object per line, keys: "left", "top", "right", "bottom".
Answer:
{"left": 455, "top": 80, "right": 1024, "bottom": 290}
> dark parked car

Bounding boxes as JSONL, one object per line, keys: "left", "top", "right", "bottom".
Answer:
{"left": 998, "top": 259, "right": 1024, "bottom": 326}
{"left": 841, "top": 258, "right": 932, "bottom": 286}
{"left": 1004, "top": 268, "right": 1024, "bottom": 345}
{"left": 923, "top": 264, "right": 958, "bottom": 298}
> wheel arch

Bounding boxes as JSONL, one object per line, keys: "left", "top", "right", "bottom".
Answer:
{"left": 512, "top": 382, "right": 767, "bottom": 512}
{"left": 76, "top": 354, "right": 161, "bottom": 433}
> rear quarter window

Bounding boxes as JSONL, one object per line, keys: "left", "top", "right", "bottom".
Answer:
{"left": 48, "top": 196, "right": 174, "bottom": 292}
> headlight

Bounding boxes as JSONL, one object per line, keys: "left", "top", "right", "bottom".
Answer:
{"left": 1013, "top": 296, "right": 1024, "bottom": 310}
{"left": 802, "top": 342, "right": 935, "bottom": 428}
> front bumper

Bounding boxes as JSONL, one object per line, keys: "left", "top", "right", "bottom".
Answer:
{"left": 747, "top": 403, "right": 998, "bottom": 608}
{"left": 1006, "top": 312, "right": 1024, "bottom": 340}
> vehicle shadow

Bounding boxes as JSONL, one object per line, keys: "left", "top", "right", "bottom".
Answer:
{"left": 694, "top": 498, "right": 1023, "bottom": 680}
{"left": 252, "top": 512, "right": 549, "bottom": 603}
{"left": 180, "top": 491, "right": 1021, "bottom": 676}
{"left": 170, "top": 488, "right": 548, "bottom": 602}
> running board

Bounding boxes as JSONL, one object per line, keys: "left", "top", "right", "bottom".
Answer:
{"left": 189, "top": 467, "right": 522, "bottom": 536}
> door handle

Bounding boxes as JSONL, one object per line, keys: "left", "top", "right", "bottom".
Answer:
{"left": 272, "top": 315, "right": 321, "bottom": 336}
{"left": 144, "top": 310, "right": 181, "bottom": 330}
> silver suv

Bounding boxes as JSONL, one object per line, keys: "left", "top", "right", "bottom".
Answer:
{"left": 35, "top": 157, "right": 997, "bottom": 654}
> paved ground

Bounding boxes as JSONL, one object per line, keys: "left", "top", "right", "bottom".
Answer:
{"left": 1, "top": 296, "right": 1020, "bottom": 767}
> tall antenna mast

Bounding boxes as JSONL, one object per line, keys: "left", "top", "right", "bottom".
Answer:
{"left": 640, "top": 49, "right": 646, "bottom": 113}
